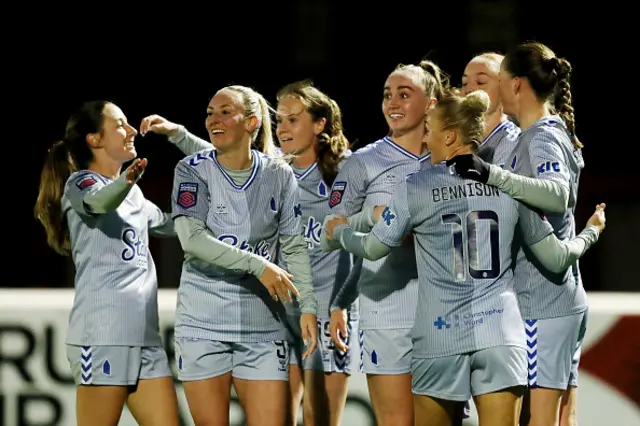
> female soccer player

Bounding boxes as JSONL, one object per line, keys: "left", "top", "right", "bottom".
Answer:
{"left": 461, "top": 52, "right": 520, "bottom": 168}
{"left": 147, "top": 85, "right": 318, "bottom": 426}
{"left": 323, "top": 60, "right": 447, "bottom": 426}
{"left": 273, "top": 80, "right": 358, "bottom": 426}
{"left": 325, "top": 89, "right": 605, "bottom": 426}
{"left": 448, "top": 42, "right": 587, "bottom": 426}
{"left": 34, "top": 100, "right": 180, "bottom": 426}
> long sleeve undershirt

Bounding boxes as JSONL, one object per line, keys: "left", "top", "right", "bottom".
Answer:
{"left": 333, "top": 223, "right": 600, "bottom": 274}
{"left": 487, "top": 165, "right": 569, "bottom": 213}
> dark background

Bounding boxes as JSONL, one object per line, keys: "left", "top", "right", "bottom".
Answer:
{"left": 12, "top": 1, "right": 637, "bottom": 292}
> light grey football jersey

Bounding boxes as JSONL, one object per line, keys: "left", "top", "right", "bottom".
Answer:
{"left": 505, "top": 116, "right": 587, "bottom": 319}
{"left": 478, "top": 119, "right": 521, "bottom": 169}
{"left": 63, "top": 171, "right": 165, "bottom": 346}
{"left": 372, "top": 163, "right": 553, "bottom": 358}
{"left": 171, "top": 149, "right": 302, "bottom": 342}
{"left": 285, "top": 161, "right": 358, "bottom": 319}
{"left": 328, "top": 137, "right": 430, "bottom": 330}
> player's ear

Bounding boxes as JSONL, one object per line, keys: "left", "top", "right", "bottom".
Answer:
{"left": 512, "top": 76, "right": 523, "bottom": 95}
{"left": 313, "top": 117, "right": 326, "bottom": 136}
{"left": 245, "top": 115, "right": 259, "bottom": 133}
{"left": 445, "top": 130, "right": 457, "bottom": 147}
{"left": 86, "top": 133, "right": 101, "bottom": 149}
{"left": 424, "top": 97, "right": 437, "bottom": 114}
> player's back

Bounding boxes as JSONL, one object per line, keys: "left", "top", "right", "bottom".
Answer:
{"left": 62, "top": 170, "right": 161, "bottom": 347}
{"left": 175, "top": 149, "right": 292, "bottom": 343}
{"left": 506, "top": 116, "right": 586, "bottom": 319}
{"left": 330, "top": 137, "right": 430, "bottom": 330}
{"left": 405, "top": 164, "right": 529, "bottom": 358}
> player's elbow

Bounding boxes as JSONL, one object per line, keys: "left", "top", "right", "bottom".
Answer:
{"left": 546, "top": 183, "right": 570, "bottom": 213}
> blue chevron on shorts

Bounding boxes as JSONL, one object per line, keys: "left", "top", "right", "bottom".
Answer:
{"left": 80, "top": 346, "right": 93, "bottom": 384}
{"left": 525, "top": 320, "right": 538, "bottom": 386}
{"left": 358, "top": 330, "right": 364, "bottom": 372}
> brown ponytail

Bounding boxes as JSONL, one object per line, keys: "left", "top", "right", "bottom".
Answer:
{"left": 34, "top": 141, "right": 76, "bottom": 255}
{"left": 34, "top": 100, "right": 107, "bottom": 255}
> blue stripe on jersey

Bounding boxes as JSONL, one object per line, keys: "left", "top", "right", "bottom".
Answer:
{"left": 384, "top": 137, "right": 431, "bottom": 162}
{"left": 479, "top": 120, "right": 510, "bottom": 149}
{"left": 212, "top": 149, "right": 261, "bottom": 190}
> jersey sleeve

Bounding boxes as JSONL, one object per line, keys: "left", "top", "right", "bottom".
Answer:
{"left": 371, "top": 180, "right": 412, "bottom": 247}
{"left": 143, "top": 199, "right": 175, "bottom": 237}
{"left": 328, "top": 154, "right": 369, "bottom": 217}
{"left": 64, "top": 171, "right": 107, "bottom": 215}
{"left": 516, "top": 201, "right": 554, "bottom": 246}
{"left": 278, "top": 166, "right": 303, "bottom": 237}
{"left": 171, "top": 160, "right": 210, "bottom": 223}
{"left": 529, "top": 131, "right": 571, "bottom": 185}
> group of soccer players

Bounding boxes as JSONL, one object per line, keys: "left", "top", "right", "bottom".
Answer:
{"left": 34, "top": 40, "right": 606, "bottom": 426}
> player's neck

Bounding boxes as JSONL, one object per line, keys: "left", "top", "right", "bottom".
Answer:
{"left": 390, "top": 126, "right": 426, "bottom": 157}
{"left": 291, "top": 146, "right": 317, "bottom": 169}
{"left": 517, "top": 102, "right": 552, "bottom": 132}
{"left": 88, "top": 158, "right": 122, "bottom": 180}
{"left": 216, "top": 146, "right": 253, "bottom": 170}
{"left": 483, "top": 110, "right": 505, "bottom": 139}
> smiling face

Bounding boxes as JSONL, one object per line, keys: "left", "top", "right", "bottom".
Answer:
{"left": 382, "top": 71, "right": 429, "bottom": 137}
{"left": 91, "top": 103, "right": 138, "bottom": 163}
{"left": 205, "top": 88, "right": 255, "bottom": 152}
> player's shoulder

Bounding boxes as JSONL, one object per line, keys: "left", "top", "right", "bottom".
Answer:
{"left": 336, "top": 141, "right": 380, "bottom": 174}
{"left": 65, "top": 169, "right": 106, "bottom": 192}
{"left": 258, "top": 150, "right": 296, "bottom": 179}
{"left": 404, "top": 163, "right": 448, "bottom": 196}
{"left": 178, "top": 149, "right": 216, "bottom": 170}
{"left": 335, "top": 149, "right": 353, "bottom": 172}
{"left": 501, "top": 119, "right": 521, "bottom": 141}
{"left": 349, "top": 138, "right": 387, "bottom": 159}
{"left": 527, "top": 116, "right": 572, "bottom": 147}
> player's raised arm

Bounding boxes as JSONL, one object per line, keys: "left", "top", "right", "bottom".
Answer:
{"left": 518, "top": 202, "right": 606, "bottom": 273}
{"left": 141, "top": 114, "right": 211, "bottom": 155}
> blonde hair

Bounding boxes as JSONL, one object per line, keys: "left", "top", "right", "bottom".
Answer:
{"left": 225, "top": 85, "right": 276, "bottom": 155}
{"left": 437, "top": 90, "right": 490, "bottom": 148}
{"left": 276, "top": 80, "right": 349, "bottom": 186}
{"left": 393, "top": 59, "right": 449, "bottom": 101}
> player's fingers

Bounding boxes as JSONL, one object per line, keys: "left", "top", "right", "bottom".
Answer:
{"left": 334, "top": 322, "right": 348, "bottom": 352}
{"left": 302, "top": 325, "right": 317, "bottom": 360}
{"left": 140, "top": 115, "right": 158, "bottom": 135}
{"left": 339, "top": 319, "right": 348, "bottom": 340}
{"left": 275, "top": 283, "right": 289, "bottom": 305}
{"left": 264, "top": 283, "right": 276, "bottom": 299}
{"left": 282, "top": 276, "right": 299, "bottom": 298}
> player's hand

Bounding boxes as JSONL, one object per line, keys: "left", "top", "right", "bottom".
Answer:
{"left": 325, "top": 215, "right": 348, "bottom": 240}
{"left": 140, "top": 114, "right": 180, "bottom": 138}
{"left": 587, "top": 203, "right": 606, "bottom": 233}
{"left": 329, "top": 309, "right": 349, "bottom": 352}
{"left": 300, "top": 313, "right": 318, "bottom": 360}
{"left": 125, "top": 158, "right": 147, "bottom": 184}
{"left": 259, "top": 263, "right": 299, "bottom": 304}
{"left": 446, "top": 153, "right": 490, "bottom": 183}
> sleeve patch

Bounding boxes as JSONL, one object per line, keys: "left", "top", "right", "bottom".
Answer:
{"left": 75, "top": 175, "right": 97, "bottom": 190}
{"left": 177, "top": 182, "right": 198, "bottom": 209}
{"left": 328, "top": 181, "right": 347, "bottom": 208}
